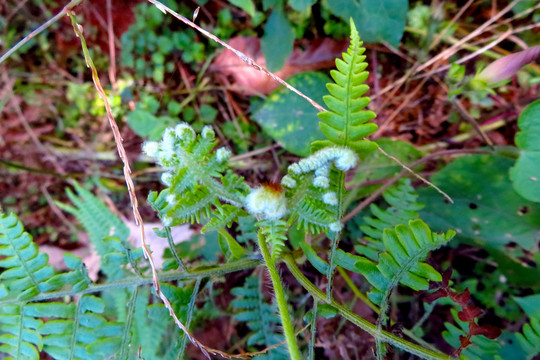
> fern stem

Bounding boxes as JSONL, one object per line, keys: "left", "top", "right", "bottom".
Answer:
{"left": 0, "top": 258, "right": 261, "bottom": 306}
{"left": 119, "top": 287, "right": 139, "bottom": 360}
{"left": 325, "top": 171, "right": 345, "bottom": 300}
{"left": 337, "top": 267, "right": 378, "bottom": 313}
{"left": 283, "top": 255, "right": 454, "bottom": 360}
{"left": 309, "top": 300, "right": 318, "bottom": 360}
{"left": 178, "top": 278, "right": 201, "bottom": 359}
{"left": 257, "top": 230, "right": 302, "bottom": 360}
{"left": 164, "top": 225, "right": 187, "bottom": 271}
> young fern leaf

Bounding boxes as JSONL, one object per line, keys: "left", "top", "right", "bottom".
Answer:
{"left": 357, "top": 179, "right": 424, "bottom": 261}
{"left": 356, "top": 219, "right": 455, "bottom": 306}
{"left": 145, "top": 124, "right": 249, "bottom": 229}
{"left": 231, "top": 275, "right": 288, "bottom": 360}
{"left": 313, "top": 19, "right": 378, "bottom": 153}
{"left": 0, "top": 212, "right": 56, "bottom": 300}
{"left": 257, "top": 219, "right": 288, "bottom": 261}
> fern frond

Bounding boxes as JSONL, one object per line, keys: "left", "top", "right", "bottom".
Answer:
{"left": 0, "top": 213, "right": 56, "bottom": 300}
{"left": 355, "top": 219, "right": 455, "bottom": 305}
{"left": 0, "top": 303, "right": 42, "bottom": 359}
{"left": 37, "top": 295, "right": 122, "bottom": 359}
{"left": 57, "top": 182, "right": 130, "bottom": 245}
{"left": 202, "top": 205, "right": 247, "bottom": 233}
{"left": 257, "top": 219, "right": 288, "bottom": 261}
{"left": 167, "top": 185, "right": 218, "bottom": 224}
{"left": 56, "top": 183, "right": 135, "bottom": 280}
{"left": 314, "top": 19, "right": 378, "bottom": 153}
{"left": 516, "top": 316, "right": 540, "bottom": 358}
{"left": 231, "top": 275, "right": 288, "bottom": 359}
{"left": 356, "top": 179, "right": 424, "bottom": 260}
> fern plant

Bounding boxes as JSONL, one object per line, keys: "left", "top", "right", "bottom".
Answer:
{"left": 231, "top": 275, "right": 288, "bottom": 360}
{"left": 4, "top": 8, "right": 537, "bottom": 360}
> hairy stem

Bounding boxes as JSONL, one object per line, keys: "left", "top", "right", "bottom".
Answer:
{"left": 325, "top": 171, "right": 345, "bottom": 300}
{"left": 257, "top": 230, "right": 301, "bottom": 360}
{"left": 283, "top": 255, "right": 454, "bottom": 360}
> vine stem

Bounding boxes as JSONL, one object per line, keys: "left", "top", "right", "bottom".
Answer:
{"left": 257, "top": 230, "right": 302, "bottom": 360}
{"left": 283, "top": 254, "right": 455, "bottom": 360}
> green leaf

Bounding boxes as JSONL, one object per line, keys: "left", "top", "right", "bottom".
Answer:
{"left": 514, "top": 294, "right": 540, "bottom": 319}
{"left": 252, "top": 72, "right": 327, "bottom": 156}
{"left": 419, "top": 152, "right": 540, "bottom": 285}
{"left": 218, "top": 229, "right": 245, "bottom": 262}
{"left": 127, "top": 110, "right": 176, "bottom": 140}
{"left": 326, "top": 0, "right": 408, "bottom": 47}
{"left": 510, "top": 99, "right": 540, "bottom": 202}
{"left": 228, "top": 0, "right": 256, "bottom": 17}
{"left": 289, "top": 0, "right": 316, "bottom": 12}
{"left": 261, "top": 6, "right": 294, "bottom": 72}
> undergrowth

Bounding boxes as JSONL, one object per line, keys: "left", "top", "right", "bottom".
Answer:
{"left": 1, "top": 2, "right": 539, "bottom": 360}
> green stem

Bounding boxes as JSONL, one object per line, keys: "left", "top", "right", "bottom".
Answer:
{"left": 325, "top": 171, "right": 345, "bottom": 300}
{"left": 179, "top": 278, "right": 201, "bottom": 359}
{"left": 257, "top": 230, "right": 301, "bottom": 360}
{"left": 309, "top": 300, "right": 318, "bottom": 360}
{"left": 164, "top": 224, "right": 187, "bottom": 271}
{"left": 283, "top": 255, "right": 454, "bottom": 360}
{"left": 0, "top": 258, "right": 261, "bottom": 306}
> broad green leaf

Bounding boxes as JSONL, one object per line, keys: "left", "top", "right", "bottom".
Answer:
{"left": 252, "top": 72, "right": 327, "bottom": 156}
{"left": 419, "top": 152, "right": 540, "bottom": 285}
{"left": 514, "top": 294, "right": 540, "bottom": 319}
{"left": 126, "top": 110, "right": 176, "bottom": 140}
{"left": 228, "top": 0, "right": 256, "bottom": 17}
{"left": 326, "top": 0, "right": 408, "bottom": 47}
{"left": 290, "top": 0, "right": 316, "bottom": 12}
{"left": 510, "top": 99, "right": 540, "bottom": 202}
{"left": 261, "top": 6, "right": 294, "bottom": 72}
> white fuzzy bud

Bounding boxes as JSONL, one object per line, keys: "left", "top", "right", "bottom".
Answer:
{"left": 201, "top": 125, "right": 215, "bottom": 139}
{"left": 160, "top": 129, "right": 177, "bottom": 161}
{"left": 142, "top": 141, "right": 160, "bottom": 158}
{"left": 174, "top": 122, "right": 195, "bottom": 142}
{"left": 161, "top": 172, "right": 173, "bottom": 186}
{"left": 334, "top": 148, "right": 358, "bottom": 171}
{"left": 315, "top": 164, "right": 329, "bottom": 177}
{"left": 313, "top": 176, "right": 329, "bottom": 188}
{"left": 166, "top": 194, "right": 177, "bottom": 205}
{"left": 216, "top": 147, "right": 232, "bottom": 163}
{"left": 323, "top": 192, "right": 338, "bottom": 206}
{"left": 329, "top": 221, "right": 343, "bottom": 232}
{"left": 245, "top": 186, "right": 287, "bottom": 220}
{"left": 281, "top": 175, "right": 297, "bottom": 188}
{"left": 289, "top": 163, "right": 301, "bottom": 175}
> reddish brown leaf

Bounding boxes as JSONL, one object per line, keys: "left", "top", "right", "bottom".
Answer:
{"left": 470, "top": 324, "right": 502, "bottom": 339}
{"left": 458, "top": 305, "right": 482, "bottom": 322}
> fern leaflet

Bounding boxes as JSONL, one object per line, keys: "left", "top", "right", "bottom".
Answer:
{"left": 313, "top": 19, "right": 378, "bottom": 153}
{"left": 231, "top": 275, "right": 288, "bottom": 360}
{"left": 357, "top": 179, "right": 424, "bottom": 260}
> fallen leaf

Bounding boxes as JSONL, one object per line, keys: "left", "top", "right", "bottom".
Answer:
{"left": 212, "top": 36, "right": 348, "bottom": 95}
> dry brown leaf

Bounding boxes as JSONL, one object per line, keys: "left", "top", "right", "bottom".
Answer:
{"left": 211, "top": 37, "right": 348, "bottom": 95}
